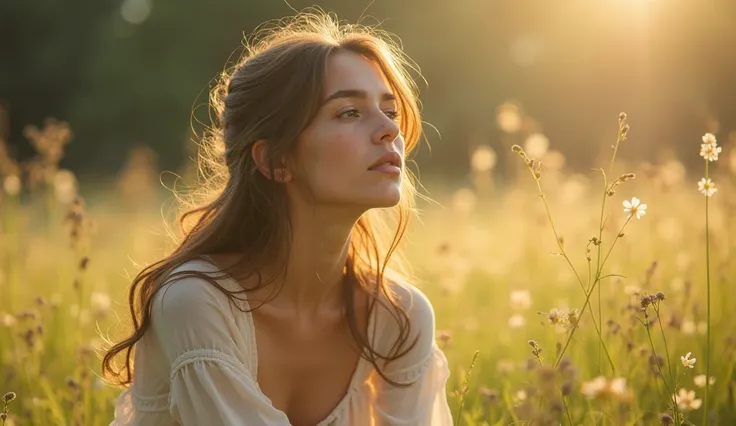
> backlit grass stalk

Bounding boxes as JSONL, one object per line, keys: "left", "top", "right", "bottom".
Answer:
{"left": 453, "top": 350, "right": 480, "bottom": 426}
{"left": 703, "top": 154, "right": 712, "bottom": 426}
{"left": 697, "top": 132, "right": 720, "bottom": 426}
{"left": 594, "top": 113, "right": 630, "bottom": 374}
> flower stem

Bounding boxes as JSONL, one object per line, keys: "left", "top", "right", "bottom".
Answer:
{"left": 643, "top": 312, "right": 680, "bottom": 423}
{"left": 704, "top": 160, "right": 711, "bottom": 426}
{"left": 554, "top": 218, "right": 630, "bottom": 369}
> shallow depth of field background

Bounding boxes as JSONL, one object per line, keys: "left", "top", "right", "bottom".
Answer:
{"left": 1, "top": 1, "right": 735, "bottom": 425}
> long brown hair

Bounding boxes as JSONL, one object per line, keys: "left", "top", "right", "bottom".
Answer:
{"left": 102, "top": 9, "right": 428, "bottom": 388}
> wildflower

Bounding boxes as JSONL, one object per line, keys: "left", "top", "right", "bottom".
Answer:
{"left": 660, "top": 413, "right": 675, "bottom": 425}
{"left": 680, "top": 352, "right": 696, "bottom": 369}
{"left": 547, "top": 308, "right": 561, "bottom": 325}
{"left": 563, "top": 308, "right": 579, "bottom": 330}
{"left": 697, "top": 178, "right": 717, "bottom": 197}
{"left": 90, "top": 291, "right": 111, "bottom": 313}
{"left": 701, "top": 132, "right": 717, "bottom": 146}
{"left": 508, "top": 314, "right": 526, "bottom": 328}
{"left": 581, "top": 376, "right": 628, "bottom": 399}
{"left": 674, "top": 388, "right": 702, "bottom": 411}
{"left": 623, "top": 197, "right": 647, "bottom": 219}
{"left": 581, "top": 376, "right": 607, "bottom": 398}
{"left": 510, "top": 289, "right": 532, "bottom": 310}
{"left": 609, "top": 377, "right": 627, "bottom": 396}
{"left": 3, "top": 392, "right": 16, "bottom": 402}
{"left": 693, "top": 374, "right": 715, "bottom": 388}
{"left": 681, "top": 319, "right": 696, "bottom": 335}
{"left": 700, "top": 143, "right": 722, "bottom": 162}
{"left": 0, "top": 313, "right": 17, "bottom": 327}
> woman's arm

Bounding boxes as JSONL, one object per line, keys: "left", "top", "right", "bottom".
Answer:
{"left": 151, "top": 276, "right": 291, "bottom": 426}
{"left": 372, "top": 283, "right": 453, "bottom": 425}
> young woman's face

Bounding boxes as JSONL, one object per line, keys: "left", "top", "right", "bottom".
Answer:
{"left": 290, "top": 50, "right": 404, "bottom": 210}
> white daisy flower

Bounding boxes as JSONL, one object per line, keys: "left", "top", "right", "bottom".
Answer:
{"left": 623, "top": 197, "right": 647, "bottom": 219}
{"left": 702, "top": 133, "right": 717, "bottom": 146}
{"left": 700, "top": 143, "right": 722, "bottom": 162}
{"left": 581, "top": 376, "right": 608, "bottom": 398}
{"left": 693, "top": 374, "right": 715, "bottom": 388}
{"left": 508, "top": 314, "right": 526, "bottom": 328}
{"left": 697, "top": 178, "right": 717, "bottom": 197}
{"left": 674, "top": 388, "right": 702, "bottom": 411}
{"left": 680, "top": 352, "right": 696, "bottom": 369}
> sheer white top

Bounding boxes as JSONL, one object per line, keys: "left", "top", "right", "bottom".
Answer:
{"left": 109, "top": 258, "right": 453, "bottom": 426}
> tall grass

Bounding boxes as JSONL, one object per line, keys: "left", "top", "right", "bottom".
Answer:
{"left": 0, "top": 112, "right": 733, "bottom": 425}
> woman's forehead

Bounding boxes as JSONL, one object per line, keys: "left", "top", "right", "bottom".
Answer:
{"left": 323, "top": 50, "right": 392, "bottom": 97}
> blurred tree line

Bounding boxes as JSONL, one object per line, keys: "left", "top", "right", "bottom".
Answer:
{"left": 2, "top": 0, "right": 735, "bottom": 183}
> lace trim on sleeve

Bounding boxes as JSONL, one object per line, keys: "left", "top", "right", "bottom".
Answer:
{"left": 115, "top": 387, "right": 170, "bottom": 413}
{"left": 384, "top": 343, "right": 447, "bottom": 384}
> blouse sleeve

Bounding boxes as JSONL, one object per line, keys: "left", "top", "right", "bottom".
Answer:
{"left": 372, "top": 284, "right": 453, "bottom": 425}
{"left": 150, "top": 275, "right": 290, "bottom": 426}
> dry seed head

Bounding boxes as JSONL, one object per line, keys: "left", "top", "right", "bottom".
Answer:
{"left": 619, "top": 112, "right": 627, "bottom": 123}
{"left": 620, "top": 123, "right": 630, "bottom": 140}
{"left": 622, "top": 173, "right": 635, "bottom": 181}
{"left": 561, "top": 381, "right": 573, "bottom": 396}
{"left": 3, "top": 391, "right": 16, "bottom": 402}
{"left": 660, "top": 413, "right": 674, "bottom": 426}
{"left": 66, "top": 377, "right": 80, "bottom": 390}
{"left": 17, "top": 310, "right": 38, "bottom": 321}
{"left": 640, "top": 295, "right": 654, "bottom": 309}
{"left": 537, "top": 366, "right": 556, "bottom": 382}
{"left": 0, "top": 413, "right": 6, "bottom": 421}
{"left": 479, "top": 387, "right": 499, "bottom": 404}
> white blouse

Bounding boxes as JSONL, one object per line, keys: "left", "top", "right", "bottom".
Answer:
{"left": 109, "top": 258, "right": 453, "bottom": 426}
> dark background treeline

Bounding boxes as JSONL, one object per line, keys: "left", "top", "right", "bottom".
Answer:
{"left": 2, "top": 0, "right": 734, "bottom": 182}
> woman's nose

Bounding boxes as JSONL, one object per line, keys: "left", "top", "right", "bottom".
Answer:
{"left": 372, "top": 115, "right": 400, "bottom": 145}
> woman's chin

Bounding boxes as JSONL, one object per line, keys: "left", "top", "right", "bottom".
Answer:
{"left": 367, "top": 188, "right": 402, "bottom": 208}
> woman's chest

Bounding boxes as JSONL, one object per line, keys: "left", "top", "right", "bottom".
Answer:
{"left": 252, "top": 314, "right": 366, "bottom": 426}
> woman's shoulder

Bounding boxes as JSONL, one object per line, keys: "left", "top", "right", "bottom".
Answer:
{"left": 372, "top": 274, "right": 437, "bottom": 350}
{"left": 153, "top": 257, "right": 245, "bottom": 316}
{"left": 384, "top": 276, "right": 436, "bottom": 329}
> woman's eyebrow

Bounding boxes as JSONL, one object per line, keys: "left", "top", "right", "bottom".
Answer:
{"left": 322, "top": 89, "right": 396, "bottom": 106}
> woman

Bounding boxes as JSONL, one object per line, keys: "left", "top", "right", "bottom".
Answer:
{"left": 103, "top": 10, "right": 453, "bottom": 426}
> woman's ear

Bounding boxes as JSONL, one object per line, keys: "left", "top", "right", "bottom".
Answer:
{"left": 251, "top": 139, "right": 292, "bottom": 183}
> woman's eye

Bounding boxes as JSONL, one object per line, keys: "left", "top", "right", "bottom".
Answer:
{"left": 339, "top": 109, "right": 360, "bottom": 118}
{"left": 384, "top": 110, "right": 400, "bottom": 120}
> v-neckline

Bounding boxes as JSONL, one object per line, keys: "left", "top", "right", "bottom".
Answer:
{"left": 199, "top": 255, "right": 378, "bottom": 426}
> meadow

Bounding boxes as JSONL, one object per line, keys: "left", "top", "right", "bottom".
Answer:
{"left": 0, "top": 111, "right": 734, "bottom": 425}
